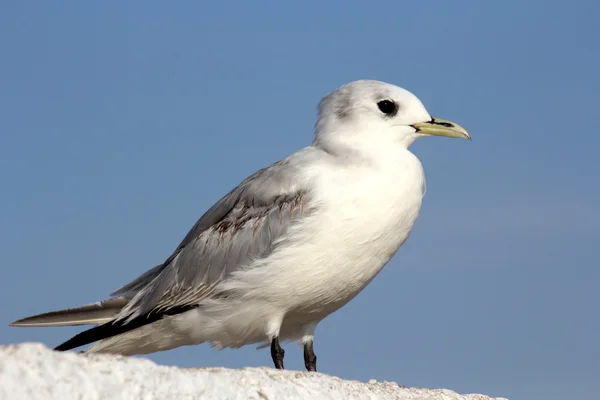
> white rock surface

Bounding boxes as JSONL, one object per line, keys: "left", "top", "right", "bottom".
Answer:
{"left": 0, "top": 343, "right": 507, "bottom": 400}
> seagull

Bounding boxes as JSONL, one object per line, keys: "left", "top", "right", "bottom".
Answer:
{"left": 10, "top": 80, "right": 470, "bottom": 372}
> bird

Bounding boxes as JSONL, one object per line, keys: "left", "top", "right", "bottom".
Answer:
{"left": 10, "top": 79, "right": 470, "bottom": 372}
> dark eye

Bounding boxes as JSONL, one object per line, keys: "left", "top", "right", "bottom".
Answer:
{"left": 377, "top": 100, "right": 398, "bottom": 116}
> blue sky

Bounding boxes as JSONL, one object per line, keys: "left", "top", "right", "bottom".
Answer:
{"left": 1, "top": 1, "right": 598, "bottom": 399}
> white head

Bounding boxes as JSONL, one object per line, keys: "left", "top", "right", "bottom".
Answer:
{"left": 313, "top": 80, "right": 469, "bottom": 161}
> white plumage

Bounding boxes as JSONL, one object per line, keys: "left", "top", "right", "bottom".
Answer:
{"left": 10, "top": 80, "right": 470, "bottom": 371}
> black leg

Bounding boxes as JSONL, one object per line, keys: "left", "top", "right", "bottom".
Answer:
{"left": 270, "top": 337, "right": 285, "bottom": 369}
{"left": 303, "top": 340, "right": 317, "bottom": 372}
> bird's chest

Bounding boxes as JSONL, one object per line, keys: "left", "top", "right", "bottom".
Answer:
{"left": 301, "top": 159, "right": 425, "bottom": 302}
{"left": 277, "top": 161, "right": 424, "bottom": 319}
{"left": 321, "top": 166, "right": 424, "bottom": 260}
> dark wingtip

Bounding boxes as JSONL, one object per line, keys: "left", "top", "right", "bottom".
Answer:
{"left": 54, "top": 319, "right": 124, "bottom": 351}
{"left": 53, "top": 304, "right": 199, "bottom": 352}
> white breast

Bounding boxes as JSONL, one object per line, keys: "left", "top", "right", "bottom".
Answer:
{"left": 246, "top": 149, "right": 426, "bottom": 317}
{"left": 176, "top": 149, "right": 427, "bottom": 349}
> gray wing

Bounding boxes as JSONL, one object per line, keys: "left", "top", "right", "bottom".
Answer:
{"left": 112, "top": 152, "right": 315, "bottom": 319}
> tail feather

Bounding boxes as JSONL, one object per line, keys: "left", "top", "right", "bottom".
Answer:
{"left": 9, "top": 298, "right": 129, "bottom": 327}
{"left": 10, "top": 296, "right": 198, "bottom": 354}
{"left": 54, "top": 304, "right": 197, "bottom": 352}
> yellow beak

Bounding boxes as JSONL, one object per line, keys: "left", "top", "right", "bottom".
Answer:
{"left": 411, "top": 117, "right": 471, "bottom": 141}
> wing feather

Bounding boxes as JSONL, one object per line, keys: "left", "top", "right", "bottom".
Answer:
{"left": 114, "top": 154, "right": 314, "bottom": 321}
{"left": 54, "top": 151, "right": 319, "bottom": 351}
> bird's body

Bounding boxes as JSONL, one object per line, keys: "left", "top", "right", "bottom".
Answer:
{"left": 10, "top": 80, "right": 470, "bottom": 371}
{"left": 86, "top": 144, "right": 425, "bottom": 355}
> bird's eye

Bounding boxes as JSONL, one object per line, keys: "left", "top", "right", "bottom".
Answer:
{"left": 377, "top": 100, "right": 398, "bottom": 116}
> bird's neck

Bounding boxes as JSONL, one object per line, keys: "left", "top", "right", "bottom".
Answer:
{"left": 313, "top": 139, "right": 416, "bottom": 169}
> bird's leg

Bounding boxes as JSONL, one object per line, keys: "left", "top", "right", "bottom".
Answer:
{"left": 303, "top": 340, "right": 317, "bottom": 372}
{"left": 270, "top": 336, "right": 285, "bottom": 369}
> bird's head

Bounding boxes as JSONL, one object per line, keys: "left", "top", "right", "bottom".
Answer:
{"left": 313, "top": 80, "right": 470, "bottom": 160}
